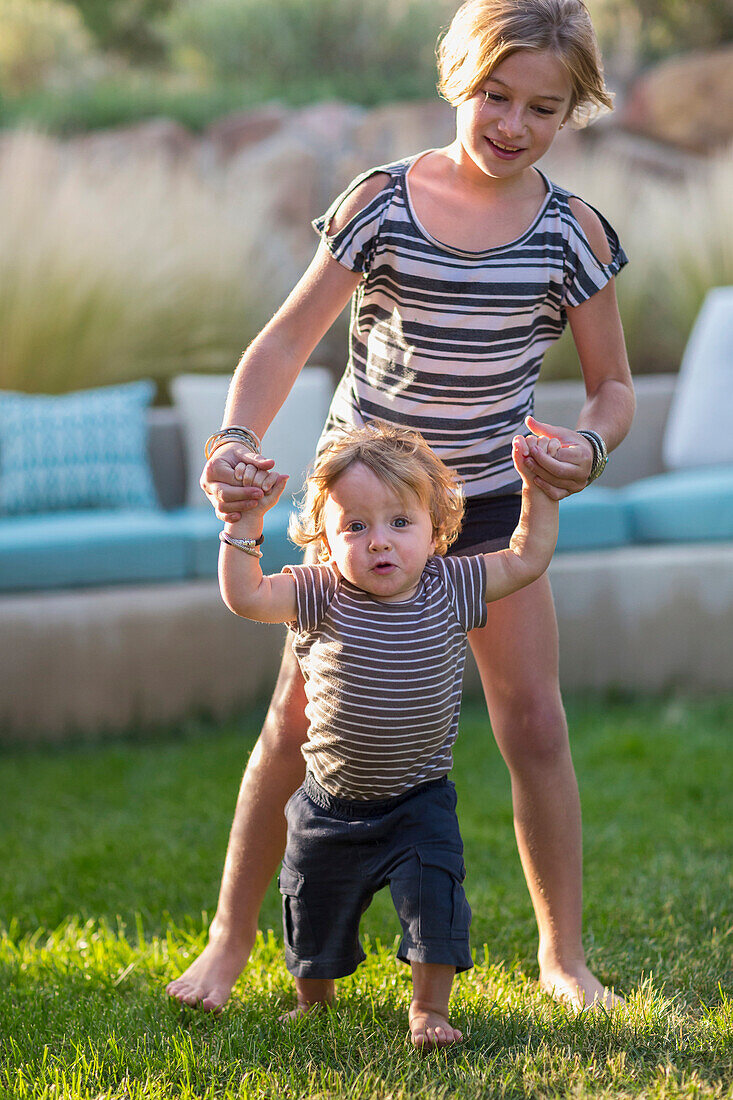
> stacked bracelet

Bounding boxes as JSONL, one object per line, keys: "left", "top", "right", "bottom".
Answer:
{"left": 204, "top": 426, "right": 262, "bottom": 460}
{"left": 219, "top": 531, "right": 264, "bottom": 557}
{"left": 577, "top": 429, "right": 609, "bottom": 484}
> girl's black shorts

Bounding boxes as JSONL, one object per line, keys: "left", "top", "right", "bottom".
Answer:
{"left": 447, "top": 492, "right": 522, "bottom": 557}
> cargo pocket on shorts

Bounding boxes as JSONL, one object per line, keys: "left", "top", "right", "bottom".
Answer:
{"left": 279, "top": 863, "right": 317, "bottom": 957}
{"left": 416, "top": 846, "right": 471, "bottom": 942}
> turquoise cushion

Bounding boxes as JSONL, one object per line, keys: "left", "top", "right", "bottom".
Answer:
{"left": 0, "top": 381, "right": 157, "bottom": 516}
{"left": 168, "top": 503, "right": 298, "bottom": 578}
{"left": 0, "top": 510, "right": 188, "bottom": 591}
{"left": 621, "top": 467, "right": 733, "bottom": 542}
{"left": 556, "top": 487, "right": 631, "bottom": 552}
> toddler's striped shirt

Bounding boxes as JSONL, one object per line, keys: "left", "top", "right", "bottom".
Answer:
{"left": 284, "top": 554, "right": 486, "bottom": 800}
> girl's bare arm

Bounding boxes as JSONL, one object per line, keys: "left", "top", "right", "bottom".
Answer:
{"left": 203, "top": 174, "right": 390, "bottom": 522}
{"left": 524, "top": 199, "right": 636, "bottom": 500}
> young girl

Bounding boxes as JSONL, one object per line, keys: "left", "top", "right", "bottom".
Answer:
{"left": 219, "top": 422, "right": 559, "bottom": 1047}
{"left": 167, "top": 0, "right": 634, "bottom": 1013}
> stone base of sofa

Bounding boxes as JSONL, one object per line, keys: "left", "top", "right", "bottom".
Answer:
{"left": 0, "top": 580, "right": 288, "bottom": 743}
{"left": 2, "top": 542, "right": 732, "bottom": 743}
{"left": 547, "top": 542, "right": 733, "bottom": 693}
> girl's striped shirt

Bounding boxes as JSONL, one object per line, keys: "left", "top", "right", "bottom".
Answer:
{"left": 284, "top": 554, "right": 487, "bottom": 800}
{"left": 313, "top": 152, "right": 627, "bottom": 499}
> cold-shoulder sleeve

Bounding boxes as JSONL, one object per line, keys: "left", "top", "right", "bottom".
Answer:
{"left": 282, "top": 563, "right": 338, "bottom": 633}
{"left": 433, "top": 555, "right": 488, "bottom": 633}
{"left": 312, "top": 167, "right": 394, "bottom": 275}
{"left": 562, "top": 199, "right": 628, "bottom": 308}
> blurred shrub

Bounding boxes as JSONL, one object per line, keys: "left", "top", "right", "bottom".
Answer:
{"left": 65, "top": 0, "right": 174, "bottom": 63}
{"left": 0, "top": 0, "right": 95, "bottom": 96}
{"left": 0, "top": 132, "right": 279, "bottom": 394}
{"left": 160, "top": 0, "right": 455, "bottom": 104}
{"left": 0, "top": 71, "right": 256, "bottom": 133}
{"left": 587, "top": 0, "right": 733, "bottom": 85}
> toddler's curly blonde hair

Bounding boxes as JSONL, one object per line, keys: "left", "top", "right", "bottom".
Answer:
{"left": 289, "top": 423, "right": 465, "bottom": 561}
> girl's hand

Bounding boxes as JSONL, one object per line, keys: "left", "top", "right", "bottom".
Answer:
{"left": 523, "top": 415, "right": 595, "bottom": 501}
{"left": 200, "top": 443, "right": 276, "bottom": 522}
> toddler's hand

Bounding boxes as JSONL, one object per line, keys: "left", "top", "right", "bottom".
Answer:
{"left": 522, "top": 416, "right": 595, "bottom": 499}
{"left": 513, "top": 435, "right": 560, "bottom": 498}
{"left": 234, "top": 461, "right": 289, "bottom": 515}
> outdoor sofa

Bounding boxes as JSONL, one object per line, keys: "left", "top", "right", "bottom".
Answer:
{"left": 1, "top": 289, "right": 731, "bottom": 741}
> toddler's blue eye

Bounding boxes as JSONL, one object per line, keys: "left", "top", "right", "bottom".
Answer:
{"left": 347, "top": 521, "right": 365, "bottom": 532}
{"left": 393, "top": 517, "right": 409, "bottom": 528}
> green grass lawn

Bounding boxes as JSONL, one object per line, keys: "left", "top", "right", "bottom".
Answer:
{"left": 1, "top": 695, "right": 731, "bottom": 1099}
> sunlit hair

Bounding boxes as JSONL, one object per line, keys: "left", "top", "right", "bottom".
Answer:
{"left": 289, "top": 422, "right": 465, "bottom": 561}
{"left": 437, "top": 0, "right": 613, "bottom": 126}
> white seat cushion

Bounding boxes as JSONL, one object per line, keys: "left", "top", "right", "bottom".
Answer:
{"left": 663, "top": 286, "right": 733, "bottom": 470}
{"left": 171, "top": 368, "right": 334, "bottom": 507}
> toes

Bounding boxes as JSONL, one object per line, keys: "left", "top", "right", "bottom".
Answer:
{"left": 179, "top": 989, "right": 203, "bottom": 1007}
{"left": 166, "top": 982, "right": 192, "bottom": 1003}
{"left": 411, "top": 1023, "right": 462, "bottom": 1050}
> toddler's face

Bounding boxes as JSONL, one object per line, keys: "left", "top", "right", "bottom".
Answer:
{"left": 321, "top": 462, "right": 436, "bottom": 603}
{"left": 456, "top": 48, "right": 572, "bottom": 181}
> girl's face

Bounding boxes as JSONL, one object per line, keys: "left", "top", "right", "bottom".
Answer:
{"left": 321, "top": 462, "right": 436, "bottom": 603}
{"left": 455, "top": 48, "right": 573, "bottom": 183}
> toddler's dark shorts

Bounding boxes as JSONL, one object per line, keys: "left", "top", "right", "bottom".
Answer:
{"left": 279, "top": 772, "right": 474, "bottom": 979}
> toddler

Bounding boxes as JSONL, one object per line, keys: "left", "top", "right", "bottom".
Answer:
{"left": 218, "top": 422, "right": 559, "bottom": 1048}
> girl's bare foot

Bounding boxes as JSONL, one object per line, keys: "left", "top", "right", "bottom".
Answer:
{"left": 540, "top": 961, "right": 624, "bottom": 1011}
{"left": 409, "top": 1005, "right": 463, "bottom": 1051}
{"left": 166, "top": 932, "right": 254, "bottom": 1011}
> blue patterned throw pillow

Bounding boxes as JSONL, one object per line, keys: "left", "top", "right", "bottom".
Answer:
{"left": 0, "top": 381, "right": 158, "bottom": 515}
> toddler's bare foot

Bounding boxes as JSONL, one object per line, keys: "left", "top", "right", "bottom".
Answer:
{"left": 540, "top": 961, "right": 624, "bottom": 1012}
{"left": 409, "top": 1006, "right": 463, "bottom": 1051}
{"left": 279, "top": 999, "right": 334, "bottom": 1025}
{"left": 166, "top": 932, "right": 253, "bottom": 1012}
{"left": 280, "top": 978, "right": 335, "bottom": 1025}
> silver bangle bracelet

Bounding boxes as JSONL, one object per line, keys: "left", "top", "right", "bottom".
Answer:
{"left": 577, "top": 429, "right": 609, "bottom": 484}
{"left": 219, "top": 531, "right": 263, "bottom": 557}
{"left": 204, "top": 426, "right": 262, "bottom": 460}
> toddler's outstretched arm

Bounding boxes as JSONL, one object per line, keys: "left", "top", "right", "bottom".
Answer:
{"left": 481, "top": 436, "right": 559, "bottom": 603}
{"left": 218, "top": 463, "right": 298, "bottom": 624}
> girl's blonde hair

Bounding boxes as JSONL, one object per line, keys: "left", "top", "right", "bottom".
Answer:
{"left": 289, "top": 422, "right": 464, "bottom": 560}
{"left": 437, "top": 0, "right": 613, "bottom": 126}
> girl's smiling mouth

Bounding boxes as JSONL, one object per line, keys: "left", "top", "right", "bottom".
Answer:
{"left": 486, "top": 137, "right": 525, "bottom": 158}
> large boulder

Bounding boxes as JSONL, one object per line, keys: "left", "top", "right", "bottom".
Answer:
{"left": 282, "top": 101, "right": 366, "bottom": 210}
{"left": 349, "top": 99, "right": 456, "bottom": 171}
{"left": 202, "top": 104, "right": 289, "bottom": 164}
{"left": 66, "top": 117, "right": 197, "bottom": 168}
{"left": 618, "top": 47, "right": 733, "bottom": 154}
{"left": 226, "top": 132, "right": 319, "bottom": 231}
